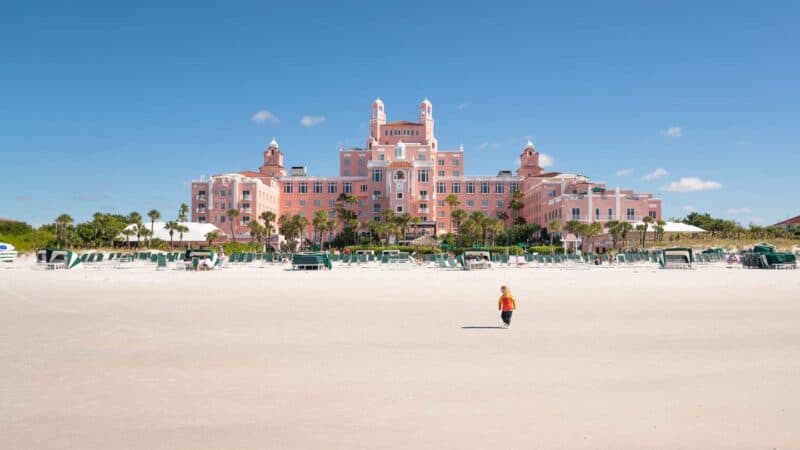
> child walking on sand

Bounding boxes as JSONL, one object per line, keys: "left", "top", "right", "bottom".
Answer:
{"left": 498, "top": 285, "right": 517, "bottom": 328}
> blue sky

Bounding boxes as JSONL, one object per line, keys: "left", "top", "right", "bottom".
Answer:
{"left": 2, "top": 1, "right": 798, "bottom": 226}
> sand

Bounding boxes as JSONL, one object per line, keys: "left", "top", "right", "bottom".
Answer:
{"left": 1, "top": 261, "right": 799, "bottom": 449}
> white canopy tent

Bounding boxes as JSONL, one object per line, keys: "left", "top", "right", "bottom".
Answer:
{"left": 119, "top": 222, "right": 223, "bottom": 243}
{"left": 629, "top": 221, "right": 706, "bottom": 233}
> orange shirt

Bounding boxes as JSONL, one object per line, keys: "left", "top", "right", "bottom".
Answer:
{"left": 498, "top": 294, "right": 517, "bottom": 311}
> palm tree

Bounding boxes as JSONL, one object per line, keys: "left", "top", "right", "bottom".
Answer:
{"left": 485, "top": 217, "right": 504, "bottom": 246}
{"left": 147, "top": 209, "right": 161, "bottom": 247}
{"left": 291, "top": 215, "right": 310, "bottom": 250}
{"left": 564, "top": 220, "right": 585, "bottom": 253}
{"left": 226, "top": 208, "right": 240, "bottom": 243}
{"left": 260, "top": 211, "right": 277, "bottom": 236}
{"left": 394, "top": 212, "right": 414, "bottom": 242}
{"left": 335, "top": 193, "right": 358, "bottom": 245}
{"left": 178, "top": 203, "right": 189, "bottom": 222}
{"left": 547, "top": 220, "right": 561, "bottom": 248}
{"left": 654, "top": 219, "right": 666, "bottom": 243}
{"left": 606, "top": 220, "right": 621, "bottom": 249}
{"left": 619, "top": 221, "right": 633, "bottom": 249}
{"left": 509, "top": 189, "right": 524, "bottom": 222}
{"left": 54, "top": 214, "right": 73, "bottom": 247}
{"left": 451, "top": 208, "right": 467, "bottom": 236}
{"left": 205, "top": 230, "right": 220, "bottom": 247}
{"left": 164, "top": 221, "right": 178, "bottom": 248}
{"left": 312, "top": 210, "right": 329, "bottom": 247}
{"left": 583, "top": 222, "right": 603, "bottom": 253}
{"left": 640, "top": 215, "right": 653, "bottom": 247}
{"left": 176, "top": 223, "right": 189, "bottom": 247}
{"left": 121, "top": 227, "right": 135, "bottom": 249}
{"left": 445, "top": 194, "right": 460, "bottom": 233}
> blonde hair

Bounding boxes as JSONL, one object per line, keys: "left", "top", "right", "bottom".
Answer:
{"left": 500, "top": 285, "right": 510, "bottom": 294}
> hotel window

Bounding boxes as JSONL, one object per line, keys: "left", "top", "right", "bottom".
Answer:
{"left": 511, "top": 182, "right": 519, "bottom": 193}
{"left": 284, "top": 200, "right": 291, "bottom": 207}
{"left": 360, "top": 184, "right": 368, "bottom": 193}
{"left": 374, "top": 216, "right": 381, "bottom": 222}
{"left": 495, "top": 183, "right": 505, "bottom": 194}
{"left": 437, "top": 182, "right": 446, "bottom": 194}
{"left": 371, "top": 169, "right": 384, "bottom": 182}
{"left": 329, "top": 211, "right": 336, "bottom": 219}
{"left": 466, "top": 182, "right": 475, "bottom": 194}
{"left": 313, "top": 182, "right": 322, "bottom": 193}
{"left": 438, "top": 159, "right": 445, "bottom": 166}
{"left": 451, "top": 182, "right": 461, "bottom": 193}
{"left": 299, "top": 182, "right": 308, "bottom": 194}
{"left": 220, "top": 190, "right": 225, "bottom": 197}
{"left": 373, "top": 190, "right": 381, "bottom": 199}
{"left": 343, "top": 169, "right": 351, "bottom": 176}
{"left": 417, "top": 153, "right": 426, "bottom": 161}
{"left": 198, "top": 190, "right": 206, "bottom": 196}
{"left": 373, "top": 203, "right": 381, "bottom": 212}
{"left": 572, "top": 208, "right": 581, "bottom": 220}
{"left": 627, "top": 208, "right": 635, "bottom": 221}
{"left": 418, "top": 169, "right": 429, "bottom": 182}
{"left": 480, "top": 181, "right": 489, "bottom": 194}
{"left": 481, "top": 199, "right": 489, "bottom": 208}
{"left": 438, "top": 221, "right": 446, "bottom": 229}
{"left": 314, "top": 199, "right": 321, "bottom": 207}
{"left": 420, "top": 203, "right": 428, "bottom": 211}
{"left": 438, "top": 200, "right": 445, "bottom": 207}
{"left": 242, "top": 190, "right": 250, "bottom": 197}
{"left": 219, "top": 203, "right": 226, "bottom": 210}
{"left": 420, "top": 190, "right": 428, "bottom": 199}
{"left": 453, "top": 170, "right": 460, "bottom": 176}
{"left": 343, "top": 158, "right": 351, "bottom": 166}
{"left": 243, "top": 216, "right": 250, "bottom": 223}
{"left": 344, "top": 182, "right": 353, "bottom": 193}
{"left": 359, "top": 157, "right": 366, "bottom": 166}
{"left": 358, "top": 199, "right": 365, "bottom": 206}
{"left": 438, "top": 170, "right": 445, "bottom": 177}
{"left": 328, "top": 182, "right": 337, "bottom": 194}
{"left": 396, "top": 206, "right": 403, "bottom": 213}
{"left": 608, "top": 208, "right": 613, "bottom": 220}
{"left": 397, "top": 192, "right": 403, "bottom": 199}
{"left": 378, "top": 154, "right": 385, "bottom": 160}
{"left": 496, "top": 200, "right": 504, "bottom": 208}
{"left": 242, "top": 203, "right": 250, "bottom": 210}
{"left": 299, "top": 200, "right": 306, "bottom": 207}
{"left": 283, "top": 182, "right": 294, "bottom": 193}
{"left": 329, "top": 200, "right": 336, "bottom": 207}
{"left": 453, "top": 159, "right": 460, "bottom": 166}
{"left": 438, "top": 211, "right": 445, "bottom": 217}
{"left": 467, "top": 200, "right": 474, "bottom": 208}
{"left": 220, "top": 216, "right": 226, "bottom": 223}
{"left": 359, "top": 211, "right": 364, "bottom": 218}
{"left": 595, "top": 208, "right": 601, "bottom": 220}
{"left": 649, "top": 211, "right": 657, "bottom": 219}
{"left": 199, "top": 216, "right": 206, "bottom": 222}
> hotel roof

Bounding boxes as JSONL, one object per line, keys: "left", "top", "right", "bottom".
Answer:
{"left": 385, "top": 120, "right": 421, "bottom": 126}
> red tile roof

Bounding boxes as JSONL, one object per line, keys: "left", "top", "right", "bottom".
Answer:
{"left": 238, "top": 171, "right": 265, "bottom": 178}
{"left": 0, "top": 217, "right": 20, "bottom": 223}
{"left": 773, "top": 215, "right": 800, "bottom": 227}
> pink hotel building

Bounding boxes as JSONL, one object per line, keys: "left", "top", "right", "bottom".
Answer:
{"left": 191, "top": 99, "right": 661, "bottom": 242}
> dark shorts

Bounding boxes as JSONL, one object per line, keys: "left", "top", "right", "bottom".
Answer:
{"left": 501, "top": 310, "right": 513, "bottom": 325}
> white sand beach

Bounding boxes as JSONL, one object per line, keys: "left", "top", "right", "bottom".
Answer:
{"left": 1, "top": 262, "right": 799, "bottom": 449}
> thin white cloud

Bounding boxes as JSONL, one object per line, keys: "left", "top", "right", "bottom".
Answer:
{"left": 458, "top": 103, "right": 469, "bottom": 110}
{"left": 539, "top": 153, "right": 554, "bottom": 168}
{"left": 616, "top": 168, "right": 635, "bottom": 177}
{"left": 300, "top": 115, "right": 326, "bottom": 127}
{"left": 479, "top": 142, "right": 500, "bottom": 150}
{"left": 660, "top": 126, "right": 683, "bottom": 138}
{"left": 727, "top": 207, "right": 752, "bottom": 214}
{"left": 681, "top": 205, "right": 696, "bottom": 212}
{"left": 251, "top": 110, "right": 280, "bottom": 124}
{"left": 662, "top": 177, "right": 722, "bottom": 192}
{"left": 642, "top": 168, "right": 668, "bottom": 181}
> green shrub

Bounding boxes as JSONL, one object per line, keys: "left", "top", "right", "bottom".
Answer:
{"left": 0, "top": 230, "right": 56, "bottom": 253}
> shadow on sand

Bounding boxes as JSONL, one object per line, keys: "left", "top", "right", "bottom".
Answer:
{"left": 461, "top": 326, "right": 505, "bottom": 329}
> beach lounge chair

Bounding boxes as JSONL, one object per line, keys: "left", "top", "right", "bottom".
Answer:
{"left": 156, "top": 254, "right": 167, "bottom": 270}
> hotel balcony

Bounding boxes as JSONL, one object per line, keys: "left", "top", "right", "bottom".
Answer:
{"left": 242, "top": 207, "right": 251, "bottom": 213}
{"left": 418, "top": 208, "right": 429, "bottom": 214}
{"left": 196, "top": 208, "right": 206, "bottom": 213}
{"left": 419, "top": 195, "right": 429, "bottom": 201}
{"left": 242, "top": 195, "right": 252, "bottom": 201}
{"left": 197, "top": 194, "right": 207, "bottom": 200}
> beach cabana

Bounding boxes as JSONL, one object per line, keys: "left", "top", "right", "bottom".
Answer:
{"left": 659, "top": 248, "right": 693, "bottom": 269}
{"left": 0, "top": 242, "right": 17, "bottom": 263}
{"left": 463, "top": 250, "right": 492, "bottom": 270}
{"left": 184, "top": 248, "right": 219, "bottom": 270}
{"left": 291, "top": 252, "right": 332, "bottom": 270}
{"left": 36, "top": 248, "right": 82, "bottom": 270}
{"left": 410, "top": 235, "right": 439, "bottom": 248}
{"left": 742, "top": 243, "right": 796, "bottom": 269}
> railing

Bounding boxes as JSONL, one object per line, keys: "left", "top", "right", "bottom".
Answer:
{"left": 196, "top": 208, "right": 206, "bottom": 213}
{"left": 418, "top": 208, "right": 429, "bottom": 214}
{"left": 197, "top": 194, "right": 207, "bottom": 200}
{"left": 242, "top": 195, "right": 252, "bottom": 201}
